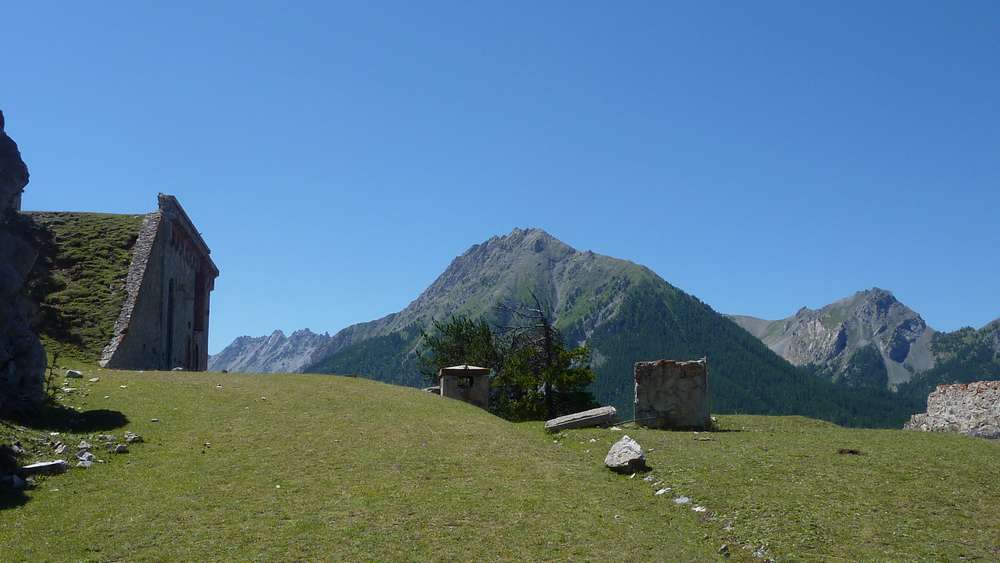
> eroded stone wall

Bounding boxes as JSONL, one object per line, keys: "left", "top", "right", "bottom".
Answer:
{"left": 634, "top": 358, "right": 710, "bottom": 429}
{"left": 101, "top": 196, "right": 216, "bottom": 371}
{"left": 905, "top": 381, "right": 1000, "bottom": 439}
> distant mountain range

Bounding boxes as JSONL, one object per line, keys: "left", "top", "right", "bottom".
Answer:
{"left": 208, "top": 329, "right": 330, "bottom": 373}
{"left": 212, "top": 228, "right": 933, "bottom": 427}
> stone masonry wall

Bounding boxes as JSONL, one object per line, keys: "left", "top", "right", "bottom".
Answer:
{"left": 101, "top": 196, "right": 216, "bottom": 371}
{"left": 634, "top": 358, "right": 710, "bottom": 430}
{"left": 904, "top": 381, "right": 1000, "bottom": 439}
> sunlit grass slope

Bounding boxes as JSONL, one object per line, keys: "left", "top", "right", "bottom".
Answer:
{"left": 1, "top": 371, "right": 720, "bottom": 561}
{"left": 2, "top": 370, "right": 998, "bottom": 561}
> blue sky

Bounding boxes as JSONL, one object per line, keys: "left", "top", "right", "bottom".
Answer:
{"left": 6, "top": 1, "right": 998, "bottom": 353}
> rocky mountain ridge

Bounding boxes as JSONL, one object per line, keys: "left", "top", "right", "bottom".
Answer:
{"left": 208, "top": 328, "right": 330, "bottom": 373}
{"left": 729, "top": 289, "right": 936, "bottom": 389}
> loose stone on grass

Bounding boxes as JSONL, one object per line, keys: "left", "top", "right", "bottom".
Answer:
{"left": 65, "top": 370, "right": 83, "bottom": 378}
{"left": 604, "top": 435, "right": 648, "bottom": 473}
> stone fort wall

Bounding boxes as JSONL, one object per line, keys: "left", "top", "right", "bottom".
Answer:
{"left": 101, "top": 195, "right": 217, "bottom": 371}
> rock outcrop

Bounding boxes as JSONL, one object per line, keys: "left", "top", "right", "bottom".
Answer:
{"left": 0, "top": 110, "right": 45, "bottom": 414}
{"left": 904, "top": 381, "right": 1000, "bottom": 439}
{"left": 730, "top": 288, "right": 936, "bottom": 389}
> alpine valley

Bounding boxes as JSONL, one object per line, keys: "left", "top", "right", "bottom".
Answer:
{"left": 210, "top": 228, "right": 999, "bottom": 427}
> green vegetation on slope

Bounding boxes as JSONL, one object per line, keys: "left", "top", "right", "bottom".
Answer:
{"left": 3, "top": 369, "right": 997, "bottom": 561}
{"left": 897, "top": 322, "right": 1000, "bottom": 408}
{"left": 583, "top": 278, "right": 915, "bottom": 428}
{"left": 25, "top": 212, "right": 144, "bottom": 363}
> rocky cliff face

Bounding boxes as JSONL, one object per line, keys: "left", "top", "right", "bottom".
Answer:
{"left": 0, "top": 110, "right": 45, "bottom": 414}
{"left": 208, "top": 329, "right": 331, "bottom": 373}
{"left": 730, "top": 289, "right": 936, "bottom": 389}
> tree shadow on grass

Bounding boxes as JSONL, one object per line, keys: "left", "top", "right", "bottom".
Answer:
{"left": 5, "top": 403, "right": 129, "bottom": 433}
{"left": 0, "top": 445, "right": 28, "bottom": 510}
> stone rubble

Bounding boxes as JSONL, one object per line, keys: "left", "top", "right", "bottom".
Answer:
{"left": 904, "top": 381, "right": 1000, "bottom": 439}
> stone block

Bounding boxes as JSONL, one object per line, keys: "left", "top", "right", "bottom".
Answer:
{"left": 544, "top": 406, "right": 617, "bottom": 433}
{"left": 634, "top": 358, "right": 710, "bottom": 430}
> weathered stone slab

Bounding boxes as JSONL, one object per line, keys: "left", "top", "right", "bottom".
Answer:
{"left": 634, "top": 358, "right": 710, "bottom": 430}
{"left": 904, "top": 381, "right": 1000, "bottom": 439}
{"left": 544, "top": 406, "right": 617, "bottom": 433}
{"left": 21, "top": 460, "right": 68, "bottom": 476}
{"left": 604, "top": 435, "right": 647, "bottom": 473}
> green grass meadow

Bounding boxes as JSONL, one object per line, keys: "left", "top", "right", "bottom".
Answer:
{"left": 2, "top": 369, "right": 998, "bottom": 561}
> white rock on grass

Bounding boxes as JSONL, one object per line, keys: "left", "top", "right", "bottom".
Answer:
{"left": 124, "top": 431, "right": 143, "bottom": 444}
{"left": 65, "top": 370, "right": 82, "bottom": 378}
{"left": 604, "top": 435, "right": 648, "bottom": 473}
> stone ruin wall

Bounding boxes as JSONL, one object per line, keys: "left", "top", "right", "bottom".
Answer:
{"left": 634, "top": 358, "right": 710, "bottom": 430}
{"left": 905, "top": 381, "right": 1000, "bottom": 439}
{"left": 101, "top": 196, "right": 215, "bottom": 371}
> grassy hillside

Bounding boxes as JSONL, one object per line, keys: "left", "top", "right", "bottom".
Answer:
{"left": 3, "top": 369, "right": 998, "bottom": 561}
{"left": 25, "top": 212, "right": 145, "bottom": 362}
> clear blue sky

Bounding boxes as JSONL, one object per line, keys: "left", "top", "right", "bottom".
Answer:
{"left": 6, "top": 1, "right": 998, "bottom": 353}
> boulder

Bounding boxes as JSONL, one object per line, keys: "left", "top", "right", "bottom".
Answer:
{"left": 544, "top": 406, "right": 617, "bottom": 433}
{"left": 65, "top": 370, "right": 83, "bottom": 378}
{"left": 604, "top": 435, "right": 648, "bottom": 473}
{"left": 21, "top": 460, "right": 68, "bottom": 476}
{"left": 124, "top": 431, "right": 143, "bottom": 444}
{"left": 905, "top": 381, "right": 1000, "bottom": 439}
{"left": 0, "top": 111, "right": 45, "bottom": 415}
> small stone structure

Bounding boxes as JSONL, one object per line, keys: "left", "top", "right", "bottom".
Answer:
{"left": 634, "top": 358, "right": 710, "bottom": 430}
{"left": 100, "top": 194, "right": 219, "bottom": 371}
{"left": 904, "top": 381, "right": 1000, "bottom": 439}
{"left": 439, "top": 364, "right": 490, "bottom": 410}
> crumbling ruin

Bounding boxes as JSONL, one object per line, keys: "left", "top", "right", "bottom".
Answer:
{"left": 100, "top": 194, "right": 219, "bottom": 371}
{"left": 904, "top": 381, "right": 1000, "bottom": 439}
{"left": 439, "top": 364, "right": 490, "bottom": 409}
{"left": 634, "top": 358, "right": 711, "bottom": 430}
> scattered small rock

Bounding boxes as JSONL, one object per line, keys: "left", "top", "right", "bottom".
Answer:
{"left": 76, "top": 460, "right": 93, "bottom": 469}
{"left": 77, "top": 440, "right": 92, "bottom": 450}
{"left": 171, "top": 366, "right": 185, "bottom": 371}
{"left": 109, "top": 444, "right": 129, "bottom": 454}
{"left": 692, "top": 505, "right": 707, "bottom": 513}
{"left": 719, "top": 544, "right": 730, "bottom": 558}
{"left": 119, "top": 385, "right": 127, "bottom": 389}
{"left": 673, "top": 496, "right": 691, "bottom": 505}
{"left": 65, "top": 370, "right": 83, "bottom": 378}
{"left": 88, "top": 377, "right": 100, "bottom": 383}
{"left": 77, "top": 451, "right": 95, "bottom": 462}
{"left": 604, "top": 435, "right": 648, "bottom": 473}
{"left": 609, "top": 426, "right": 623, "bottom": 431}
{"left": 150, "top": 418, "right": 160, "bottom": 423}
{"left": 97, "top": 434, "right": 116, "bottom": 443}
{"left": 53, "top": 443, "right": 67, "bottom": 455}
{"left": 643, "top": 474, "right": 656, "bottom": 482}
{"left": 215, "top": 384, "right": 223, "bottom": 389}
{"left": 655, "top": 488, "right": 671, "bottom": 496}
{"left": 124, "top": 432, "right": 143, "bottom": 444}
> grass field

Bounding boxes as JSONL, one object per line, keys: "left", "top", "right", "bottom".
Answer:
{"left": 2, "top": 369, "right": 998, "bottom": 561}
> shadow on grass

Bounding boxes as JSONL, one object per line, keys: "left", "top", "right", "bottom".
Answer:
{"left": 0, "top": 445, "right": 28, "bottom": 510}
{"left": 5, "top": 404, "right": 129, "bottom": 433}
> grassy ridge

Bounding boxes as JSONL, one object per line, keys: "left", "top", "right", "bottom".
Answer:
{"left": 3, "top": 369, "right": 998, "bottom": 561}
{"left": 25, "top": 212, "right": 145, "bottom": 362}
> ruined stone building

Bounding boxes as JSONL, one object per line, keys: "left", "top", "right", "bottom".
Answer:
{"left": 99, "top": 195, "right": 219, "bottom": 371}
{"left": 24, "top": 193, "right": 219, "bottom": 372}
